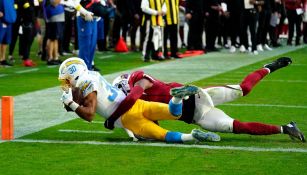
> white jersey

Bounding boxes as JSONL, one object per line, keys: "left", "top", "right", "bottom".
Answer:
{"left": 76, "top": 71, "right": 126, "bottom": 119}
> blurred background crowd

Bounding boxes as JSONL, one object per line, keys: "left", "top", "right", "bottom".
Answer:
{"left": 0, "top": 0, "right": 306, "bottom": 69}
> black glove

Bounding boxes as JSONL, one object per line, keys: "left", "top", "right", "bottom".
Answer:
{"left": 104, "top": 118, "right": 115, "bottom": 130}
{"left": 63, "top": 103, "right": 73, "bottom": 112}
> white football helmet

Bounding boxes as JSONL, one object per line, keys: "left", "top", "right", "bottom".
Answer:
{"left": 112, "top": 73, "right": 130, "bottom": 96}
{"left": 58, "top": 57, "right": 88, "bottom": 91}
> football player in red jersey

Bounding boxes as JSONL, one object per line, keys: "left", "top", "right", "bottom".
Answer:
{"left": 109, "top": 57, "right": 305, "bottom": 142}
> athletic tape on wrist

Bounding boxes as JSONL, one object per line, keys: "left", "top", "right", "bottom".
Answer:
{"left": 69, "top": 101, "right": 79, "bottom": 111}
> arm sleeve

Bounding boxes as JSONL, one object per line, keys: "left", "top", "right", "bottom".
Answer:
{"left": 108, "top": 85, "right": 144, "bottom": 120}
{"left": 141, "top": 0, "right": 158, "bottom": 15}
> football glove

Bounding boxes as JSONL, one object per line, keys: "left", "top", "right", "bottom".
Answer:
{"left": 104, "top": 118, "right": 115, "bottom": 130}
{"left": 61, "top": 88, "right": 73, "bottom": 105}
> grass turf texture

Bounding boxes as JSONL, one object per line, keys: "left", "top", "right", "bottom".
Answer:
{"left": 0, "top": 46, "right": 307, "bottom": 174}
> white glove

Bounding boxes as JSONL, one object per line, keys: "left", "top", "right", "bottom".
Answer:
{"left": 60, "top": 0, "right": 75, "bottom": 7}
{"left": 61, "top": 88, "right": 73, "bottom": 105}
{"left": 79, "top": 8, "right": 94, "bottom": 21}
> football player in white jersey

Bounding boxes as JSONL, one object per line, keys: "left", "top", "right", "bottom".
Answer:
{"left": 58, "top": 57, "right": 220, "bottom": 143}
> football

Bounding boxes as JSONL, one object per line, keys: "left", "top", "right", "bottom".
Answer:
{"left": 72, "top": 87, "right": 84, "bottom": 105}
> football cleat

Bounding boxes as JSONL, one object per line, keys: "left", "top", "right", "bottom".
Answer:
{"left": 191, "top": 129, "right": 221, "bottom": 142}
{"left": 170, "top": 85, "right": 200, "bottom": 99}
{"left": 263, "top": 57, "right": 292, "bottom": 73}
{"left": 282, "top": 121, "right": 305, "bottom": 142}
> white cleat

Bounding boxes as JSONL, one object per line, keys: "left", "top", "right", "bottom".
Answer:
{"left": 191, "top": 129, "right": 221, "bottom": 142}
{"left": 170, "top": 85, "right": 200, "bottom": 99}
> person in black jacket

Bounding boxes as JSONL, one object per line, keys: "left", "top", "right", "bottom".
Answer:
{"left": 19, "top": 0, "right": 36, "bottom": 66}
{"left": 8, "top": 0, "right": 21, "bottom": 64}
{"left": 204, "top": 0, "right": 222, "bottom": 52}
{"left": 130, "top": 0, "right": 144, "bottom": 51}
{"left": 256, "top": 0, "right": 274, "bottom": 51}
{"left": 112, "top": 0, "right": 134, "bottom": 46}
{"left": 185, "top": 0, "right": 204, "bottom": 51}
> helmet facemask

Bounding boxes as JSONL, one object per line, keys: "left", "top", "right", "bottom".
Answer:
{"left": 112, "top": 74, "right": 130, "bottom": 96}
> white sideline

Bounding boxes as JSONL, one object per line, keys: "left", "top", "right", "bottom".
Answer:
{"left": 83, "top": 121, "right": 104, "bottom": 124}
{"left": 0, "top": 45, "right": 305, "bottom": 140}
{"left": 98, "top": 55, "right": 114, "bottom": 59}
{"left": 222, "top": 103, "right": 307, "bottom": 109}
{"left": 58, "top": 129, "right": 113, "bottom": 134}
{"left": 16, "top": 68, "right": 39, "bottom": 74}
{"left": 11, "top": 139, "right": 307, "bottom": 153}
{"left": 213, "top": 78, "right": 307, "bottom": 83}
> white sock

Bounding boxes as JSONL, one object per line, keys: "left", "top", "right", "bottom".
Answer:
{"left": 171, "top": 97, "right": 182, "bottom": 104}
{"left": 181, "top": 134, "right": 194, "bottom": 142}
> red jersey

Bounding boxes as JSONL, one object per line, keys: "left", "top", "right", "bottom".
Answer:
{"left": 129, "top": 70, "right": 196, "bottom": 124}
{"left": 129, "top": 70, "right": 183, "bottom": 103}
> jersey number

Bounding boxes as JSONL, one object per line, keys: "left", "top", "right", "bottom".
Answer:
{"left": 107, "top": 86, "right": 118, "bottom": 102}
{"left": 101, "top": 77, "right": 118, "bottom": 102}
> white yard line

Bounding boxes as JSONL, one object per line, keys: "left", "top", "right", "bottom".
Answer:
{"left": 58, "top": 129, "right": 113, "bottom": 134}
{"left": 84, "top": 121, "right": 104, "bottom": 124}
{"left": 98, "top": 55, "right": 114, "bottom": 59}
{"left": 11, "top": 139, "right": 307, "bottom": 153}
{"left": 221, "top": 103, "right": 307, "bottom": 109}
{"left": 0, "top": 74, "right": 8, "bottom": 77}
{"left": 16, "top": 68, "right": 39, "bottom": 74}
{"left": 213, "top": 78, "right": 307, "bottom": 83}
{"left": 0, "top": 46, "right": 305, "bottom": 140}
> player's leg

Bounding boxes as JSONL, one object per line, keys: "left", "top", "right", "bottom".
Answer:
{"left": 195, "top": 107, "right": 280, "bottom": 134}
{"left": 121, "top": 105, "right": 220, "bottom": 142}
{"left": 194, "top": 107, "right": 235, "bottom": 133}
{"left": 135, "top": 121, "right": 220, "bottom": 143}
{"left": 204, "top": 85, "right": 243, "bottom": 106}
{"left": 195, "top": 107, "right": 305, "bottom": 142}
{"left": 241, "top": 57, "right": 292, "bottom": 96}
{"left": 169, "top": 85, "right": 201, "bottom": 116}
{"left": 205, "top": 57, "right": 293, "bottom": 105}
{"left": 234, "top": 120, "right": 305, "bottom": 142}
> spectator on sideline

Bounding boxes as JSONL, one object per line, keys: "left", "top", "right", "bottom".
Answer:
{"left": 178, "top": 0, "right": 186, "bottom": 48}
{"left": 19, "top": 0, "right": 37, "bottom": 67}
{"left": 204, "top": 0, "right": 222, "bottom": 52}
{"left": 141, "top": 0, "right": 166, "bottom": 62}
{"left": 284, "top": 0, "right": 306, "bottom": 45}
{"left": 256, "top": 0, "right": 274, "bottom": 52}
{"left": 0, "top": 0, "right": 16, "bottom": 67}
{"left": 163, "top": 0, "right": 180, "bottom": 58}
{"left": 239, "top": 0, "right": 259, "bottom": 55}
{"left": 8, "top": 0, "right": 21, "bottom": 64}
{"left": 62, "top": 1, "right": 76, "bottom": 55}
{"left": 185, "top": 0, "right": 204, "bottom": 51}
{"left": 130, "top": 0, "right": 143, "bottom": 52}
{"left": 43, "top": 0, "right": 65, "bottom": 65}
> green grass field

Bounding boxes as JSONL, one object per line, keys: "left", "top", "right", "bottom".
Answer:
{"left": 0, "top": 45, "right": 307, "bottom": 175}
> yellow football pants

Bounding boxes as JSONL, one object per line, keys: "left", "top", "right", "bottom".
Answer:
{"left": 121, "top": 99, "right": 178, "bottom": 141}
